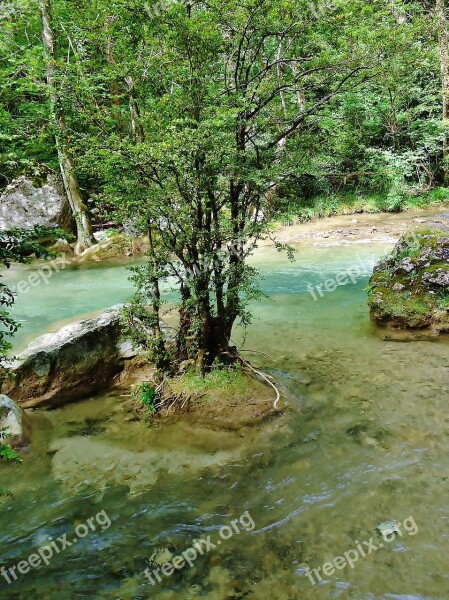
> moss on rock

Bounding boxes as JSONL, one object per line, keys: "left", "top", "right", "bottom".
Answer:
{"left": 367, "top": 228, "right": 449, "bottom": 332}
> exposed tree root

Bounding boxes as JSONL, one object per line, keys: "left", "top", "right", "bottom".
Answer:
{"left": 238, "top": 356, "right": 281, "bottom": 409}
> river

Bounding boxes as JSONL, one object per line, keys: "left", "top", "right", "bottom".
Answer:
{"left": 1, "top": 241, "right": 447, "bottom": 599}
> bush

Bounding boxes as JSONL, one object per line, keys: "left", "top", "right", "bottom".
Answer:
{"left": 0, "top": 428, "right": 22, "bottom": 463}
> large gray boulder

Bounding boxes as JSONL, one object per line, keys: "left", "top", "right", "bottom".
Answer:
{"left": 0, "top": 395, "right": 30, "bottom": 448}
{"left": 5, "top": 306, "right": 137, "bottom": 409}
{"left": 0, "top": 174, "right": 73, "bottom": 231}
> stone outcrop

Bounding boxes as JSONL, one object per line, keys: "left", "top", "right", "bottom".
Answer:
{"left": 0, "top": 174, "right": 73, "bottom": 232}
{"left": 76, "top": 232, "right": 148, "bottom": 262}
{"left": 368, "top": 228, "right": 449, "bottom": 331}
{"left": 5, "top": 306, "right": 137, "bottom": 409}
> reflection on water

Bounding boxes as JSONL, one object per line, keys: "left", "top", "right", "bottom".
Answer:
{"left": 1, "top": 243, "right": 449, "bottom": 599}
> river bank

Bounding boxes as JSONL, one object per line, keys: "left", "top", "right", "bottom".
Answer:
{"left": 44, "top": 204, "right": 449, "bottom": 265}
{"left": 271, "top": 205, "right": 449, "bottom": 246}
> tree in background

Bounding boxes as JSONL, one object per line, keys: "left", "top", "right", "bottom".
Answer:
{"left": 437, "top": 0, "right": 449, "bottom": 179}
{"left": 1, "top": 0, "right": 449, "bottom": 216}
{"left": 38, "top": 0, "right": 95, "bottom": 253}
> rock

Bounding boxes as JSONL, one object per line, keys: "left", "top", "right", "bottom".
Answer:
{"left": 0, "top": 395, "right": 30, "bottom": 448}
{"left": 368, "top": 228, "right": 449, "bottom": 332}
{"left": 302, "top": 431, "right": 320, "bottom": 443}
{"left": 123, "top": 218, "right": 143, "bottom": 237}
{"left": 0, "top": 174, "right": 73, "bottom": 232}
{"left": 179, "top": 359, "right": 195, "bottom": 373}
{"left": 51, "top": 238, "right": 73, "bottom": 254}
{"left": 393, "top": 257, "right": 415, "bottom": 274}
{"left": 421, "top": 268, "right": 449, "bottom": 289}
{"left": 50, "top": 435, "right": 241, "bottom": 495}
{"left": 5, "top": 306, "right": 138, "bottom": 409}
{"left": 358, "top": 432, "right": 379, "bottom": 448}
{"left": 377, "top": 520, "right": 400, "bottom": 539}
{"left": 149, "top": 547, "right": 174, "bottom": 567}
{"left": 76, "top": 233, "right": 148, "bottom": 262}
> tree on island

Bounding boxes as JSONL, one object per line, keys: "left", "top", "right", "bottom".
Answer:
{"left": 113, "top": 0, "right": 376, "bottom": 373}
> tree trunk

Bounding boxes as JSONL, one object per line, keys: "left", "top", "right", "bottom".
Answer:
{"left": 437, "top": 0, "right": 449, "bottom": 178}
{"left": 148, "top": 228, "right": 169, "bottom": 373}
{"left": 39, "top": 0, "right": 95, "bottom": 254}
{"left": 175, "top": 287, "right": 237, "bottom": 371}
{"left": 125, "top": 76, "right": 145, "bottom": 144}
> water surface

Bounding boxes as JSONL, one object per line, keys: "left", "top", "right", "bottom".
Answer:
{"left": 1, "top": 242, "right": 448, "bottom": 599}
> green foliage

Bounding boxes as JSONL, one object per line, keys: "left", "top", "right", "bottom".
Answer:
{"left": 0, "top": 0, "right": 448, "bottom": 202}
{"left": 3, "top": 0, "right": 449, "bottom": 366}
{"left": 274, "top": 187, "right": 449, "bottom": 223}
{"left": 0, "top": 428, "right": 22, "bottom": 463}
{"left": 170, "top": 365, "right": 248, "bottom": 397}
{"left": 0, "top": 488, "right": 13, "bottom": 501}
{"left": 134, "top": 382, "right": 157, "bottom": 415}
{"left": 121, "top": 255, "right": 173, "bottom": 372}
{"left": 103, "top": 0, "right": 385, "bottom": 368}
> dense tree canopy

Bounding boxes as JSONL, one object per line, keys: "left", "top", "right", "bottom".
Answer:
{"left": 1, "top": 0, "right": 446, "bottom": 198}
{"left": 1, "top": 0, "right": 449, "bottom": 369}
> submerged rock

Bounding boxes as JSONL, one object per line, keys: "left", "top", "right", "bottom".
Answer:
{"left": 377, "top": 520, "right": 400, "bottom": 539}
{"left": 50, "top": 435, "right": 240, "bottom": 495}
{"left": 368, "top": 228, "right": 449, "bottom": 332}
{"left": 5, "top": 306, "right": 137, "bottom": 409}
{"left": 0, "top": 394, "right": 30, "bottom": 448}
{"left": 0, "top": 173, "right": 73, "bottom": 231}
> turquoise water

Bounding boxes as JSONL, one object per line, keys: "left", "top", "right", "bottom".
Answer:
{"left": 7, "top": 260, "right": 141, "bottom": 350}
{"left": 1, "top": 243, "right": 449, "bottom": 599}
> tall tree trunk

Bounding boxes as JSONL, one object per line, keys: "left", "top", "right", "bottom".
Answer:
{"left": 39, "top": 0, "right": 95, "bottom": 254}
{"left": 125, "top": 76, "right": 145, "bottom": 144}
{"left": 437, "top": 0, "right": 449, "bottom": 178}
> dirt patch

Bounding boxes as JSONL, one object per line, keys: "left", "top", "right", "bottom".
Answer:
{"left": 270, "top": 207, "right": 449, "bottom": 247}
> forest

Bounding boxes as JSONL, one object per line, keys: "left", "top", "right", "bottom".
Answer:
{"left": 3, "top": 0, "right": 449, "bottom": 368}
{"left": 2, "top": 0, "right": 449, "bottom": 209}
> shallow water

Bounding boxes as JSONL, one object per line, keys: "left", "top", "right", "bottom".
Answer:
{"left": 1, "top": 243, "right": 449, "bottom": 599}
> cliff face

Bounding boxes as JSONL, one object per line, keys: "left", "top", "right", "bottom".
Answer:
{"left": 368, "top": 228, "right": 449, "bottom": 332}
